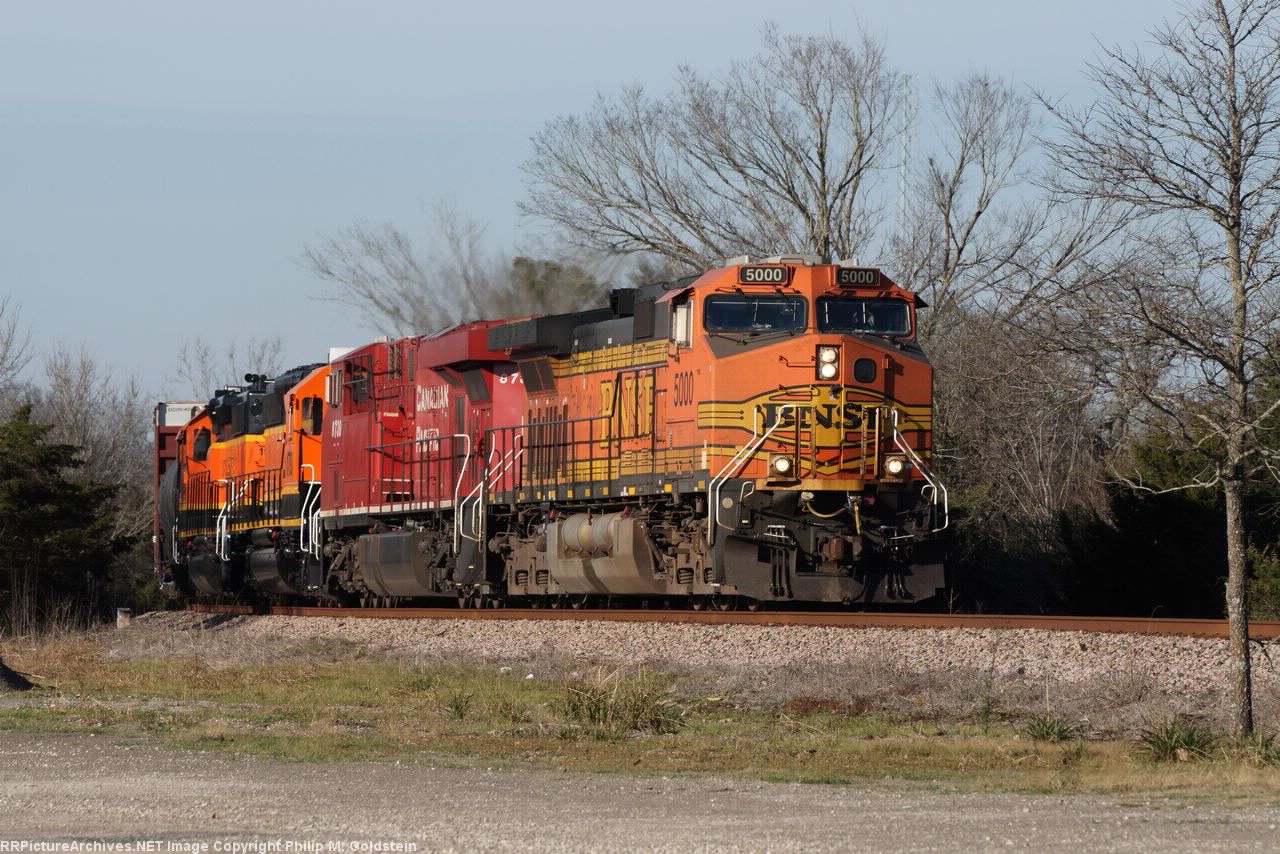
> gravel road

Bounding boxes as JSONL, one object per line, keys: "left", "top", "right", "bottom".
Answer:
{"left": 1, "top": 731, "right": 1276, "bottom": 852}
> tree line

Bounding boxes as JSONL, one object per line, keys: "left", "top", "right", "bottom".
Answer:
{"left": 0, "top": 298, "right": 287, "bottom": 636}
{"left": 0, "top": 303, "right": 158, "bottom": 635}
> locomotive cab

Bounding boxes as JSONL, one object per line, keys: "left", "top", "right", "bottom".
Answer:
{"left": 673, "top": 257, "right": 947, "bottom": 604}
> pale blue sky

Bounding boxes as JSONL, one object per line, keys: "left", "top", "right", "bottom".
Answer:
{"left": 2, "top": 0, "right": 1172, "bottom": 395}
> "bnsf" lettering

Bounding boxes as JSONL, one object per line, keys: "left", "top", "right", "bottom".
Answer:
{"left": 761, "top": 402, "right": 865, "bottom": 431}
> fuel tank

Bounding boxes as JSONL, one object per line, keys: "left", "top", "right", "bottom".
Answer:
{"left": 544, "top": 512, "right": 665, "bottom": 595}
{"left": 356, "top": 530, "right": 446, "bottom": 597}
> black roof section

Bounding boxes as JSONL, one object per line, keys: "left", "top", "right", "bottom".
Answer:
{"left": 487, "top": 275, "right": 698, "bottom": 357}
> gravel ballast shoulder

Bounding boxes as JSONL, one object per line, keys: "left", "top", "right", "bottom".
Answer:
{"left": 126, "top": 611, "right": 1280, "bottom": 728}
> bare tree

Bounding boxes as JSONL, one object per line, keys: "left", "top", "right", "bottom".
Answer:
{"left": 1043, "top": 0, "right": 1280, "bottom": 737}
{"left": 38, "top": 347, "right": 151, "bottom": 545}
{"left": 931, "top": 314, "right": 1108, "bottom": 551}
{"left": 304, "top": 203, "right": 609, "bottom": 335}
{"left": 0, "top": 297, "right": 30, "bottom": 401}
{"left": 170, "top": 335, "right": 284, "bottom": 399}
{"left": 891, "top": 72, "right": 1123, "bottom": 339}
{"left": 303, "top": 204, "right": 509, "bottom": 335}
{"left": 523, "top": 27, "right": 901, "bottom": 269}
{"left": 882, "top": 73, "right": 1118, "bottom": 571}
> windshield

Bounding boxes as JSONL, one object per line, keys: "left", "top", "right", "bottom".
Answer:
{"left": 703, "top": 296, "right": 807, "bottom": 333}
{"left": 817, "top": 297, "right": 911, "bottom": 336}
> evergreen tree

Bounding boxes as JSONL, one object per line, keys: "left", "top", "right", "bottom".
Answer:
{"left": 0, "top": 405, "right": 121, "bottom": 633}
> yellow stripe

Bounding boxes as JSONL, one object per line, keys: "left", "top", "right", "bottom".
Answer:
{"left": 551, "top": 340, "right": 668, "bottom": 379}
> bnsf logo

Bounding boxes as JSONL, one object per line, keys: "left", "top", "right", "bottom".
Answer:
{"left": 761, "top": 402, "right": 864, "bottom": 432}
{"left": 738, "top": 266, "right": 788, "bottom": 285}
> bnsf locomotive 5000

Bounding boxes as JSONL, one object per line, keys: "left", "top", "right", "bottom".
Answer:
{"left": 153, "top": 257, "right": 947, "bottom": 609}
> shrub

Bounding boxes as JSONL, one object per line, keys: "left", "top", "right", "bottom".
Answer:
{"left": 1139, "top": 717, "right": 1216, "bottom": 761}
{"left": 440, "top": 689, "right": 474, "bottom": 721}
{"left": 1024, "top": 713, "right": 1079, "bottom": 743}
{"left": 561, "top": 667, "right": 683, "bottom": 738}
{"left": 1242, "top": 731, "right": 1280, "bottom": 766}
{"left": 491, "top": 695, "right": 532, "bottom": 724}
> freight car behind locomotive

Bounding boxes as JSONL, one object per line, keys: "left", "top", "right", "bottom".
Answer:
{"left": 156, "top": 256, "right": 947, "bottom": 608}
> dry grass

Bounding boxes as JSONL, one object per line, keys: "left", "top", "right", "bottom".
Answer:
{"left": 2, "top": 628, "right": 1280, "bottom": 801}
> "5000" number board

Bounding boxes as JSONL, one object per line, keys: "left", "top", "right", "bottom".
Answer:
{"left": 737, "top": 265, "right": 790, "bottom": 285}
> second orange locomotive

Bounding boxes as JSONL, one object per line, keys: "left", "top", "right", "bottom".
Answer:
{"left": 157, "top": 256, "right": 947, "bottom": 607}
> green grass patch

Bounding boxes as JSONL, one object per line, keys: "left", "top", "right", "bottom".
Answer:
{"left": 3, "top": 635, "right": 1280, "bottom": 800}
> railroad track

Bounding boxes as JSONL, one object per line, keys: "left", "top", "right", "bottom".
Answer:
{"left": 186, "top": 603, "right": 1280, "bottom": 639}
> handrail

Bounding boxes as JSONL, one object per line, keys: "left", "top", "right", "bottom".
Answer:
{"left": 440, "top": 433, "right": 470, "bottom": 552}
{"left": 299, "top": 464, "right": 322, "bottom": 559}
{"left": 214, "top": 478, "right": 253, "bottom": 561}
{"left": 458, "top": 442, "right": 523, "bottom": 547}
{"left": 707, "top": 404, "right": 795, "bottom": 546}
{"left": 457, "top": 451, "right": 493, "bottom": 545}
{"left": 889, "top": 408, "right": 949, "bottom": 532}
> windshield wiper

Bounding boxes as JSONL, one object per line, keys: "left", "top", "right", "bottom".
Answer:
{"left": 748, "top": 327, "right": 806, "bottom": 340}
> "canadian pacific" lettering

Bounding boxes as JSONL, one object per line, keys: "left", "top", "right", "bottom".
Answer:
{"left": 415, "top": 385, "right": 449, "bottom": 412}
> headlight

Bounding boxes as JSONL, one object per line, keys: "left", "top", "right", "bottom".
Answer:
{"left": 818, "top": 346, "right": 839, "bottom": 364}
{"left": 771, "top": 455, "right": 794, "bottom": 476}
{"left": 817, "top": 361, "right": 839, "bottom": 380}
{"left": 883, "top": 456, "right": 908, "bottom": 477}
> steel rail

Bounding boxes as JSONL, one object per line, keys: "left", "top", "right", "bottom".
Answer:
{"left": 185, "top": 604, "right": 1280, "bottom": 640}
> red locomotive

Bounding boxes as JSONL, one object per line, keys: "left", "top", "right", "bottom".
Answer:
{"left": 156, "top": 257, "right": 947, "bottom": 608}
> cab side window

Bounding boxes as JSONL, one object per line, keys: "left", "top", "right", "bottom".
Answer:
{"left": 193, "top": 428, "right": 211, "bottom": 462}
{"left": 672, "top": 298, "right": 692, "bottom": 347}
{"left": 301, "top": 397, "right": 324, "bottom": 436}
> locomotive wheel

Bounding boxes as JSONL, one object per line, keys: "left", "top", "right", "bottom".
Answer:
{"left": 689, "top": 597, "right": 707, "bottom": 611}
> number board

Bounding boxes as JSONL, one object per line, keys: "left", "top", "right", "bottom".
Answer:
{"left": 737, "top": 265, "right": 790, "bottom": 285}
{"left": 835, "top": 267, "right": 883, "bottom": 287}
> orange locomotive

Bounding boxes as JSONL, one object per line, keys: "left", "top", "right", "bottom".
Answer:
{"left": 158, "top": 364, "right": 328, "bottom": 598}
{"left": 156, "top": 256, "right": 947, "bottom": 607}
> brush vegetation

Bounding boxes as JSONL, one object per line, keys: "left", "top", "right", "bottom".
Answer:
{"left": 1, "top": 634, "right": 1279, "bottom": 800}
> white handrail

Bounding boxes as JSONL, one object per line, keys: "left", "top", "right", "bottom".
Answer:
{"left": 707, "top": 404, "right": 795, "bottom": 546}
{"left": 215, "top": 478, "right": 253, "bottom": 561}
{"left": 457, "top": 452, "right": 493, "bottom": 545}
{"left": 889, "top": 408, "right": 949, "bottom": 532}
{"left": 458, "top": 442, "right": 522, "bottom": 546}
{"left": 437, "top": 433, "right": 470, "bottom": 551}
{"left": 299, "top": 464, "right": 322, "bottom": 559}
{"left": 479, "top": 443, "right": 524, "bottom": 538}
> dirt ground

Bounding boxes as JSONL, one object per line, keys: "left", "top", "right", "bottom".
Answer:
{"left": 1, "top": 731, "right": 1277, "bottom": 852}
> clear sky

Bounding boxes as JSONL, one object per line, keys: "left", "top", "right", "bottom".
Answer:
{"left": 2, "top": 0, "right": 1173, "bottom": 397}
